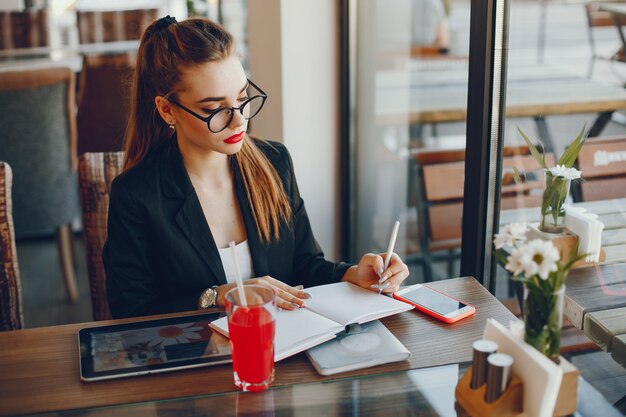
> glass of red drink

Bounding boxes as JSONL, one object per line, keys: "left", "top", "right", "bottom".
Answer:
{"left": 225, "top": 284, "right": 276, "bottom": 392}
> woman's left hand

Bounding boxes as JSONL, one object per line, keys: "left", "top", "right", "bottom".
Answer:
{"left": 342, "top": 252, "right": 409, "bottom": 294}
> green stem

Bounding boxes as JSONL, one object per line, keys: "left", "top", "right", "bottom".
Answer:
{"left": 524, "top": 284, "right": 565, "bottom": 363}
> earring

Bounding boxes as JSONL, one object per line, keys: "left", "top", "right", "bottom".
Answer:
{"left": 169, "top": 123, "right": 175, "bottom": 132}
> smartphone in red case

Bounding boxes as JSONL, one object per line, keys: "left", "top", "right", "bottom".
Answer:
{"left": 393, "top": 284, "right": 475, "bottom": 323}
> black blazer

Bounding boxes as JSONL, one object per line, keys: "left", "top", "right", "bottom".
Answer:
{"left": 103, "top": 139, "right": 351, "bottom": 319}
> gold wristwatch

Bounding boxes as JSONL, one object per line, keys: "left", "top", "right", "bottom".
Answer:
{"left": 198, "top": 286, "right": 219, "bottom": 309}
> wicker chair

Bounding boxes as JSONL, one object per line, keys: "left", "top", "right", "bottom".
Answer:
{"left": 0, "top": 162, "right": 23, "bottom": 331}
{"left": 0, "top": 67, "right": 80, "bottom": 303}
{"left": 78, "top": 152, "right": 124, "bottom": 321}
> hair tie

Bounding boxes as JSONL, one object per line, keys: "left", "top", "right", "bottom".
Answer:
{"left": 155, "top": 15, "right": 177, "bottom": 31}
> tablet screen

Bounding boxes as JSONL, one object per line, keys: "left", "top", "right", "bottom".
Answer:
{"left": 79, "top": 312, "right": 231, "bottom": 381}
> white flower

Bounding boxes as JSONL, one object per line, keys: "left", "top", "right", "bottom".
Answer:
{"left": 508, "top": 222, "right": 529, "bottom": 240}
{"left": 136, "top": 323, "right": 204, "bottom": 347}
{"left": 494, "top": 222, "right": 528, "bottom": 249}
{"left": 493, "top": 232, "right": 510, "bottom": 250}
{"left": 519, "top": 239, "right": 560, "bottom": 280}
{"left": 548, "top": 165, "right": 582, "bottom": 180}
{"left": 505, "top": 247, "right": 527, "bottom": 276}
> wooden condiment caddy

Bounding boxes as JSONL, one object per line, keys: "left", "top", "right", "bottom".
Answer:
{"left": 455, "top": 365, "right": 524, "bottom": 417}
{"left": 455, "top": 355, "right": 579, "bottom": 417}
{"left": 553, "top": 356, "right": 579, "bottom": 417}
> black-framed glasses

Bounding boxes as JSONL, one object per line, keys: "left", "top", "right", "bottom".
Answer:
{"left": 167, "top": 79, "right": 267, "bottom": 133}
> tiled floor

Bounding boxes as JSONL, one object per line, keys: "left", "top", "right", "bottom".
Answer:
{"left": 18, "top": 233, "right": 92, "bottom": 328}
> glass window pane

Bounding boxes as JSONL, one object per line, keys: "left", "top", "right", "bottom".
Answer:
{"left": 497, "top": 0, "right": 626, "bottom": 402}
{"left": 350, "top": 0, "right": 470, "bottom": 284}
{"left": 499, "top": 0, "right": 626, "bottom": 291}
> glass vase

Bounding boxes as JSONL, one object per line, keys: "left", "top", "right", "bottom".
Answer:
{"left": 540, "top": 173, "right": 571, "bottom": 234}
{"left": 524, "top": 284, "right": 565, "bottom": 363}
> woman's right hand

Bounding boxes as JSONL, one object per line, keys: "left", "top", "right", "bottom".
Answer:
{"left": 215, "top": 276, "right": 310, "bottom": 310}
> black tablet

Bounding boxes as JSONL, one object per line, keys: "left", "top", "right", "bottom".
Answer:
{"left": 78, "top": 312, "right": 231, "bottom": 382}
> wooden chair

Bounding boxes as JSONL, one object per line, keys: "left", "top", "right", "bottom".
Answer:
{"left": 585, "top": 1, "right": 626, "bottom": 77}
{"left": 408, "top": 146, "right": 555, "bottom": 280}
{"left": 0, "top": 67, "right": 80, "bottom": 303}
{"left": 0, "top": 9, "right": 48, "bottom": 50}
{"left": 77, "top": 53, "right": 136, "bottom": 155}
{"left": 76, "top": 9, "right": 158, "bottom": 44}
{"left": 78, "top": 152, "right": 124, "bottom": 321}
{"left": 574, "top": 136, "right": 626, "bottom": 201}
{"left": 0, "top": 162, "right": 23, "bottom": 331}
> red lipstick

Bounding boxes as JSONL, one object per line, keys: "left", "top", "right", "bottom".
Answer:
{"left": 224, "top": 132, "right": 244, "bottom": 144}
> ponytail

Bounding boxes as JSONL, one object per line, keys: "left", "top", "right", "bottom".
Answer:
{"left": 235, "top": 138, "right": 292, "bottom": 243}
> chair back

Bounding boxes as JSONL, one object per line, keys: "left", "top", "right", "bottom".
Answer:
{"left": 413, "top": 146, "right": 554, "bottom": 244}
{"left": 0, "top": 9, "right": 48, "bottom": 49}
{"left": 585, "top": 1, "right": 626, "bottom": 29}
{"left": 576, "top": 136, "right": 626, "bottom": 201}
{"left": 78, "top": 152, "right": 124, "bottom": 321}
{"left": 77, "top": 53, "right": 135, "bottom": 155}
{"left": 76, "top": 9, "right": 158, "bottom": 44}
{"left": 0, "top": 67, "right": 79, "bottom": 237}
{"left": 584, "top": 0, "right": 626, "bottom": 75}
{"left": 0, "top": 162, "right": 23, "bottom": 331}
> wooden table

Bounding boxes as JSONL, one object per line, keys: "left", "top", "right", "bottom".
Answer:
{"left": 14, "top": 363, "right": 623, "bottom": 417}
{"left": 0, "top": 277, "right": 516, "bottom": 416}
{"left": 565, "top": 263, "right": 626, "bottom": 367}
{"left": 377, "top": 67, "right": 626, "bottom": 152}
{"left": 499, "top": 198, "right": 626, "bottom": 264}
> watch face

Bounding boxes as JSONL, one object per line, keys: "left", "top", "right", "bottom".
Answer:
{"left": 200, "top": 289, "right": 216, "bottom": 309}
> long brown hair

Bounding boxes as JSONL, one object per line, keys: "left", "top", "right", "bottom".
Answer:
{"left": 124, "top": 17, "right": 291, "bottom": 243}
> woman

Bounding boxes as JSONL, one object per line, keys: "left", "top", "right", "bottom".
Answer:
{"left": 103, "top": 16, "right": 409, "bottom": 319}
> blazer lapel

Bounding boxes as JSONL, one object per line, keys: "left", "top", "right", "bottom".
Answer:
{"left": 174, "top": 197, "right": 228, "bottom": 285}
{"left": 161, "top": 142, "right": 227, "bottom": 285}
{"left": 232, "top": 158, "right": 269, "bottom": 278}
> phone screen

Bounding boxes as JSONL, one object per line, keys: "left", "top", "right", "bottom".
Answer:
{"left": 400, "top": 286, "right": 466, "bottom": 315}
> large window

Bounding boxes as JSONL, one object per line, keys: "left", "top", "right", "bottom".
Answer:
{"left": 346, "top": 1, "right": 626, "bottom": 405}
{"left": 346, "top": 0, "right": 471, "bottom": 286}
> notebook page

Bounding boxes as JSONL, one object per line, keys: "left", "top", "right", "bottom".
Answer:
{"left": 304, "top": 282, "right": 413, "bottom": 325}
{"left": 210, "top": 307, "right": 343, "bottom": 361}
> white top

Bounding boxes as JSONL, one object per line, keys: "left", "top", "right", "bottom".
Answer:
{"left": 217, "top": 240, "right": 254, "bottom": 283}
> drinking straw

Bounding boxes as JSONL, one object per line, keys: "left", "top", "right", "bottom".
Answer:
{"left": 229, "top": 241, "right": 248, "bottom": 307}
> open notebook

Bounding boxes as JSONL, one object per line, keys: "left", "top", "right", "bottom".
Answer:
{"left": 209, "top": 281, "right": 413, "bottom": 361}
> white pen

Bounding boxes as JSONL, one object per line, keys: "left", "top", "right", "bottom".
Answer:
{"left": 377, "top": 220, "right": 400, "bottom": 294}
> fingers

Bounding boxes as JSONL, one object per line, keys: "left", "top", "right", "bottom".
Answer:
{"left": 374, "top": 252, "right": 409, "bottom": 293}
{"left": 358, "top": 252, "right": 385, "bottom": 278}
{"left": 377, "top": 252, "right": 399, "bottom": 280}
{"left": 372, "top": 254, "right": 385, "bottom": 277}
{"left": 377, "top": 252, "right": 406, "bottom": 281}
{"left": 249, "top": 276, "right": 309, "bottom": 311}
